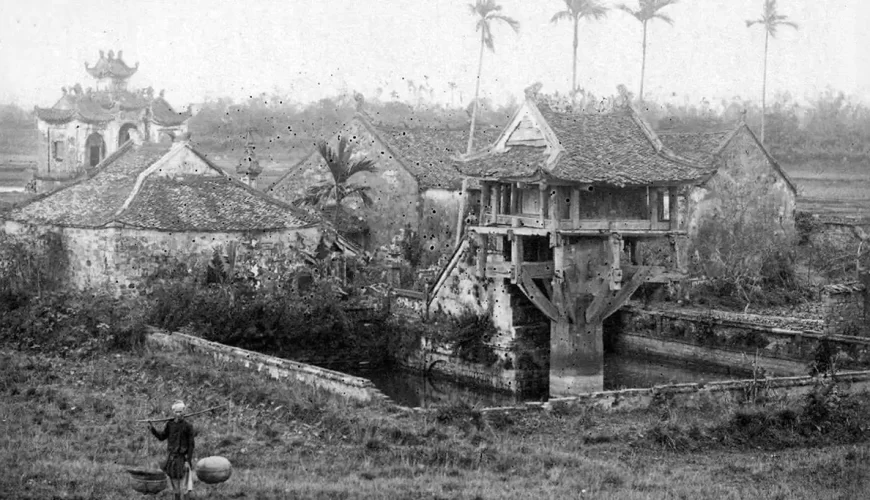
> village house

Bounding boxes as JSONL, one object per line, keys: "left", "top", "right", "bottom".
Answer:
{"left": 425, "top": 91, "right": 710, "bottom": 397}
{"left": 3, "top": 131, "right": 346, "bottom": 296}
{"left": 33, "top": 50, "right": 191, "bottom": 193}
{"left": 657, "top": 120, "right": 797, "bottom": 239}
{"left": 266, "top": 101, "right": 495, "bottom": 265}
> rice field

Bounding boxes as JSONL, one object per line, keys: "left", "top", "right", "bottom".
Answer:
{"left": 782, "top": 160, "right": 870, "bottom": 221}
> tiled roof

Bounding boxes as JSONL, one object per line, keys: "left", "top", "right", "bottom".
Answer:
{"left": 35, "top": 95, "right": 116, "bottom": 124}
{"left": 84, "top": 50, "right": 138, "bottom": 79}
{"left": 150, "top": 97, "right": 191, "bottom": 126}
{"left": 119, "top": 175, "right": 314, "bottom": 231}
{"left": 9, "top": 143, "right": 167, "bottom": 226}
{"left": 367, "top": 124, "right": 496, "bottom": 190}
{"left": 658, "top": 124, "right": 797, "bottom": 193}
{"left": 457, "top": 103, "right": 708, "bottom": 187}
{"left": 9, "top": 142, "right": 315, "bottom": 231}
{"left": 657, "top": 130, "right": 732, "bottom": 165}
{"left": 35, "top": 91, "right": 187, "bottom": 125}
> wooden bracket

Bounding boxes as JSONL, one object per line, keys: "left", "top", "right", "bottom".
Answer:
{"left": 518, "top": 269, "right": 561, "bottom": 322}
{"left": 586, "top": 266, "right": 652, "bottom": 324}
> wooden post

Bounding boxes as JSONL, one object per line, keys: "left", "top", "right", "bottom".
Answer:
{"left": 649, "top": 188, "right": 660, "bottom": 224}
{"left": 477, "top": 233, "right": 488, "bottom": 278}
{"left": 669, "top": 186, "right": 679, "bottom": 230}
{"left": 548, "top": 186, "right": 559, "bottom": 246}
{"left": 510, "top": 183, "right": 518, "bottom": 216}
{"left": 511, "top": 233, "right": 524, "bottom": 283}
{"left": 424, "top": 286, "right": 430, "bottom": 322}
{"left": 571, "top": 187, "right": 580, "bottom": 227}
{"left": 480, "top": 182, "right": 490, "bottom": 223}
{"left": 539, "top": 183, "right": 548, "bottom": 226}
{"left": 492, "top": 183, "right": 501, "bottom": 217}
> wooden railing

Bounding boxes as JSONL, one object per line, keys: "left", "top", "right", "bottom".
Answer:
{"left": 482, "top": 213, "right": 673, "bottom": 232}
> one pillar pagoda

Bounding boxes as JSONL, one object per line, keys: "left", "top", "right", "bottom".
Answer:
{"left": 433, "top": 89, "right": 709, "bottom": 397}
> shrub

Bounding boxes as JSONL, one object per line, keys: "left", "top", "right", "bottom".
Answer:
{"left": 0, "top": 290, "right": 147, "bottom": 356}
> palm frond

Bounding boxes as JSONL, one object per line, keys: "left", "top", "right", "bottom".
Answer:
{"left": 345, "top": 186, "right": 375, "bottom": 207}
{"left": 300, "top": 184, "right": 336, "bottom": 206}
{"left": 654, "top": 12, "right": 674, "bottom": 24}
{"left": 551, "top": 9, "right": 573, "bottom": 24}
{"left": 489, "top": 13, "right": 520, "bottom": 33}
{"left": 347, "top": 157, "right": 377, "bottom": 178}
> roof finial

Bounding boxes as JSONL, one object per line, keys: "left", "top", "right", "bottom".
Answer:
{"left": 354, "top": 92, "right": 365, "bottom": 112}
{"left": 108, "top": 50, "right": 115, "bottom": 60}
{"left": 117, "top": 50, "right": 123, "bottom": 61}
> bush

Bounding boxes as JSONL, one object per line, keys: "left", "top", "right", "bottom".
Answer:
{"left": 0, "top": 290, "right": 147, "bottom": 356}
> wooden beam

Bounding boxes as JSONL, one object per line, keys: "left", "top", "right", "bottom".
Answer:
{"left": 586, "top": 267, "right": 652, "bottom": 324}
{"left": 520, "top": 261, "right": 554, "bottom": 279}
{"left": 510, "top": 183, "right": 519, "bottom": 216}
{"left": 669, "top": 187, "right": 679, "bottom": 231}
{"left": 492, "top": 184, "right": 501, "bottom": 216}
{"left": 622, "top": 265, "right": 687, "bottom": 283}
{"left": 518, "top": 269, "right": 561, "bottom": 322}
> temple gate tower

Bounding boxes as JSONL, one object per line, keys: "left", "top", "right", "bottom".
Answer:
{"left": 33, "top": 50, "right": 192, "bottom": 192}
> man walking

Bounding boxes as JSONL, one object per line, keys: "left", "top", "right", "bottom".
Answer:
{"left": 148, "top": 400, "right": 195, "bottom": 500}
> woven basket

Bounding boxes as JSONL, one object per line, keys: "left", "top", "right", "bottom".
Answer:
{"left": 195, "top": 456, "right": 232, "bottom": 484}
{"left": 127, "top": 469, "right": 167, "bottom": 494}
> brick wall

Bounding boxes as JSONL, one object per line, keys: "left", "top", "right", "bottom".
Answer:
{"left": 823, "top": 277, "right": 869, "bottom": 336}
{"left": 12, "top": 223, "right": 322, "bottom": 296}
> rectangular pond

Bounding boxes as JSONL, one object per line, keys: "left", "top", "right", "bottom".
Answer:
{"left": 344, "top": 353, "right": 750, "bottom": 408}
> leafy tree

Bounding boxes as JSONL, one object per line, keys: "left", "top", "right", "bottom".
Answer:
{"left": 301, "top": 137, "right": 377, "bottom": 228}
{"left": 618, "top": 0, "right": 678, "bottom": 102}
{"left": 746, "top": 0, "right": 798, "bottom": 143}
{"left": 466, "top": 0, "right": 520, "bottom": 154}
{"left": 551, "top": 0, "right": 609, "bottom": 101}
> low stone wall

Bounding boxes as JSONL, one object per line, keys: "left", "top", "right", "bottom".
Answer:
{"left": 398, "top": 338, "right": 543, "bottom": 395}
{"left": 613, "top": 305, "right": 870, "bottom": 372}
{"left": 146, "top": 329, "right": 390, "bottom": 404}
{"left": 615, "top": 333, "right": 806, "bottom": 376}
{"left": 480, "top": 370, "right": 870, "bottom": 415}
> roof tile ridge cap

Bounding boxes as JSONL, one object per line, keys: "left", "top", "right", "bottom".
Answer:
{"left": 740, "top": 124, "right": 797, "bottom": 194}
{"left": 627, "top": 104, "right": 665, "bottom": 153}
{"left": 358, "top": 115, "right": 414, "bottom": 175}
{"left": 228, "top": 176, "right": 318, "bottom": 227}
{"left": 711, "top": 123, "right": 744, "bottom": 157}
{"left": 265, "top": 148, "right": 318, "bottom": 192}
{"left": 113, "top": 144, "right": 180, "bottom": 219}
{"left": 90, "top": 140, "right": 134, "bottom": 175}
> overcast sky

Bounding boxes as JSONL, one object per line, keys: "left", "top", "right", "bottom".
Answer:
{"left": 0, "top": 0, "right": 867, "bottom": 110}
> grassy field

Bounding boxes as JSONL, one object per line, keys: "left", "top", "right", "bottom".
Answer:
{"left": 2, "top": 345, "right": 870, "bottom": 499}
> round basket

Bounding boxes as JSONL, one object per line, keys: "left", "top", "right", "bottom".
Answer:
{"left": 195, "top": 456, "right": 232, "bottom": 484}
{"left": 127, "top": 469, "right": 167, "bottom": 495}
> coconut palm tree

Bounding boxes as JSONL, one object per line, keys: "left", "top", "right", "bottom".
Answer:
{"left": 551, "top": 0, "right": 609, "bottom": 101}
{"left": 301, "top": 137, "right": 377, "bottom": 228}
{"left": 618, "top": 0, "right": 678, "bottom": 102}
{"left": 466, "top": 0, "right": 520, "bottom": 155}
{"left": 746, "top": 0, "right": 798, "bottom": 143}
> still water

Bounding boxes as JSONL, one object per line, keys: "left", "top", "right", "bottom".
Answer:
{"left": 345, "top": 353, "right": 748, "bottom": 408}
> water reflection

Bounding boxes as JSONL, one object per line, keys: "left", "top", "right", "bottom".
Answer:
{"left": 346, "top": 353, "right": 747, "bottom": 408}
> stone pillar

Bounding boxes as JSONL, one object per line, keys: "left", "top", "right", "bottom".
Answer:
{"left": 550, "top": 318, "right": 604, "bottom": 396}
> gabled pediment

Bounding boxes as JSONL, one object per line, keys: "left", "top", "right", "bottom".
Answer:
{"left": 491, "top": 100, "right": 563, "bottom": 169}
